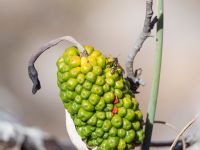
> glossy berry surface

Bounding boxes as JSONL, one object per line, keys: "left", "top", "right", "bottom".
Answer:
{"left": 57, "top": 46, "right": 144, "bottom": 150}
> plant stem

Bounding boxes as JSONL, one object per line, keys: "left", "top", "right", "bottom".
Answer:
{"left": 142, "top": 0, "right": 164, "bottom": 149}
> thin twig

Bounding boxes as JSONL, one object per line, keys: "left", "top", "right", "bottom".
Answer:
{"left": 154, "top": 120, "right": 186, "bottom": 150}
{"left": 28, "top": 36, "right": 86, "bottom": 94}
{"left": 169, "top": 114, "right": 200, "bottom": 150}
{"left": 141, "top": 120, "right": 187, "bottom": 149}
{"left": 151, "top": 140, "right": 183, "bottom": 147}
{"left": 125, "top": 0, "right": 157, "bottom": 85}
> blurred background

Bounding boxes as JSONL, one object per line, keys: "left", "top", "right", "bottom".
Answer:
{"left": 0, "top": 0, "right": 200, "bottom": 148}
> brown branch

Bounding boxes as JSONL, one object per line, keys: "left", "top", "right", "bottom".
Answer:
{"left": 125, "top": 0, "right": 157, "bottom": 86}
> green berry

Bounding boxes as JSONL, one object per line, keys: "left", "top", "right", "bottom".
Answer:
{"left": 111, "top": 114, "right": 122, "bottom": 128}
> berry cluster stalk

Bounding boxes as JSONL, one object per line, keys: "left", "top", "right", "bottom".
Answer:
{"left": 142, "top": 0, "right": 164, "bottom": 149}
{"left": 28, "top": 36, "right": 85, "bottom": 94}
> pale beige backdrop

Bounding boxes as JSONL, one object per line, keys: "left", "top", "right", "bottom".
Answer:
{"left": 0, "top": 0, "right": 200, "bottom": 148}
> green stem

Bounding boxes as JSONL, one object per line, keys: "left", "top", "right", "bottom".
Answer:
{"left": 142, "top": 0, "right": 164, "bottom": 150}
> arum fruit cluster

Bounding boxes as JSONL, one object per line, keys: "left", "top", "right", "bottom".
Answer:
{"left": 57, "top": 45, "right": 144, "bottom": 150}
